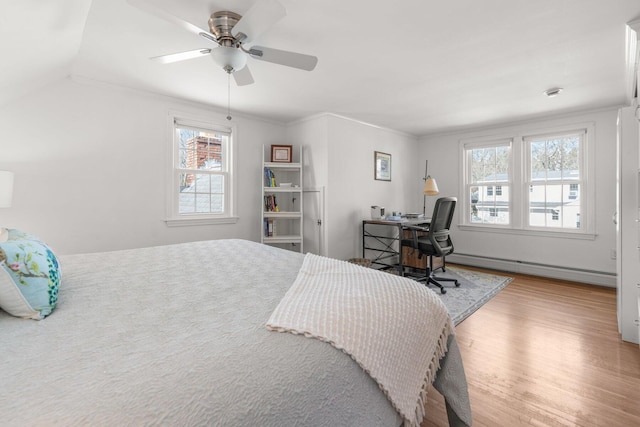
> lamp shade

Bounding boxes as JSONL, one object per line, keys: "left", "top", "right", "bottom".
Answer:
{"left": 0, "top": 171, "right": 14, "bottom": 208}
{"left": 423, "top": 176, "right": 439, "bottom": 196}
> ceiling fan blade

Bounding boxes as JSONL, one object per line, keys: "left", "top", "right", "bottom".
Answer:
{"left": 232, "top": 0, "right": 286, "bottom": 44}
{"left": 151, "top": 49, "right": 212, "bottom": 64}
{"left": 126, "top": 0, "right": 217, "bottom": 42}
{"left": 233, "top": 66, "right": 255, "bottom": 86}
{"left": 248, "top": 46, "right": 318, "bottom": 71}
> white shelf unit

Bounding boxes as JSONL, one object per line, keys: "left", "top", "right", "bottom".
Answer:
{"left": 261, "top": 148, "right": 303, "bottom": 252}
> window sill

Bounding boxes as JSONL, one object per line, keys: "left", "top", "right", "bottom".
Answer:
{"left": 165, "top": 216, "right": 239, "bottom": 227}
{"left": 458, "top": 224, "right": 596, "bottom": 240}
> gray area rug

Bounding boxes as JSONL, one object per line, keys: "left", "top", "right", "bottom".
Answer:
{"left": 427, "top": 266, "right": 513, "bottom": 325}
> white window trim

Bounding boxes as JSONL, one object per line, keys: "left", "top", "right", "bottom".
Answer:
{"left": 458, "top": 122, "right": 596, "bottom": 239}
{"left": 460, "top": 136, "right": 514, "bottom": 230}
{"left": 522, "top": 128, "right": 588, "bottom": 233}
{"left": 165, "top": 111, "right": 238, "bottom": 226}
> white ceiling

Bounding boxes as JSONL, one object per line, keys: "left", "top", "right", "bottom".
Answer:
{"left": 3, "top": 0, "right": 640, "bottom": 136}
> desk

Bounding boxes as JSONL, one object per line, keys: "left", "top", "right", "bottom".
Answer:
{"left": 362, "top": 218, "right": 432, "bottom": 275}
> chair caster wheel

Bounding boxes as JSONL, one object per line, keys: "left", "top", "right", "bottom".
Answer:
{"left": 441, "top": 288, "right": 447, "bottom": 294}
{"left": 455, "top": 281, "right": 460, "bottom": 287}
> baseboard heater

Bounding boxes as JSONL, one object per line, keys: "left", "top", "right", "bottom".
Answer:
{"left": 447, "top": 253, "right": 616, "bottom": 288}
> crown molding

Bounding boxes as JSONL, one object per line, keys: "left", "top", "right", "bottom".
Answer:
{"left": 287, "top": 112, "right": 417, "bottom": 139}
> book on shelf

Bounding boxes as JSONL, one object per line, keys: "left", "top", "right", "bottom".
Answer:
{"left": 263, "top": 218, "right": 275, "bottom": 237}
{"left": 264, "top": 168, "right": 276, "bottom": 187}
{"left": 263, "top": 194, "right": 279, "bottom": 212}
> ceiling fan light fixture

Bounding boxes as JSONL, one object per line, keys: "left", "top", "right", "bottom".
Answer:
{"left": 129, "top": 0, "right": 318, "bottom": 85}
{"left": 544, "top": 87, "right": 563, "bottom": 97}
{"left": 211, "top": 46, "right": 247, "bottom": 73}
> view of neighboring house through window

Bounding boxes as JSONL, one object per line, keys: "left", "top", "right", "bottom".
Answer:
{"left": 461, "top": 125, "right": 591, "bottom": 236}
{"left": 525, "top": 131, "right": 583, "bottom": 230}
{"left": 169, "top": 117, "right": 233, "bottom": 223}
{"left": 465, "top": 141, "right": 511, "bottom": 225}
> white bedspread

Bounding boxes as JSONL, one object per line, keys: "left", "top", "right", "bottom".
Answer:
{"left": 267, "top": 253, "right": 453, "bottom": 426}
{"left": 0, "top": 239, "right": 469, "bottom": 426}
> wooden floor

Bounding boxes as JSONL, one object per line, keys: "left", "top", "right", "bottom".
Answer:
{"left": 421, "top": 267, "right": 640, "bottom": 427}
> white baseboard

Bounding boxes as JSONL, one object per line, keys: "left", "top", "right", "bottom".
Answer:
{"left": 447, "top": 253, "right": 616, "bottom": 288}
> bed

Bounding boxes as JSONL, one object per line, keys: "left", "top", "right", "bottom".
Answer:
{"left": 0, "top": 238, "right": 471, "bottom": 426}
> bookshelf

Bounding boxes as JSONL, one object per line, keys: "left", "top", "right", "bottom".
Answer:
{"left": 261, "top": 146, "right": 303, "bottom": 252}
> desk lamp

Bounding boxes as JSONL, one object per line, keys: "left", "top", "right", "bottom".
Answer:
{"left": 0, "top": 171, "right": 14, "bottom": 242}
{"left": 422, "top": 160, "right": 439, "bottom": 216}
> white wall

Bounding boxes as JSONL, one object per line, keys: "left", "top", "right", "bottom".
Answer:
{"left": 0, "top": 77, "right": 287, "bottom": 254}
{"left": 288, "top": 114, "right": 419, "bottom": 261}
{"left": 287, "top": 114, "right": 330, "bottom": 255}
{"left": 288, "top": 114, "right": 330, "bottom": 190}
{"left": 0, "top": 76, "right": 620, "bottom": 285}
{"left": 419, "top": 108, "right": 619, "bottom": 285}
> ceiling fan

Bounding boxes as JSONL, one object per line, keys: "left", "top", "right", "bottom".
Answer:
{"left": 126, "top": 0, "right": 318, "bottom": 86}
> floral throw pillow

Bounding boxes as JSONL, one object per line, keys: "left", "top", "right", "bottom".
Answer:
{"left": 0, "top": 229, "right": 60, "bottom": 319}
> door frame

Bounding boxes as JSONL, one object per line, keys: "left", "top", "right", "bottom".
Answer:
{"left": 303, "top": 186, "right": 326, "bottom": 256}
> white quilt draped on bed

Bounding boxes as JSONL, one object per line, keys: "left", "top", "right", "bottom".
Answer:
{"left": 267, "top": 253, "right": 453, "bottom": 427}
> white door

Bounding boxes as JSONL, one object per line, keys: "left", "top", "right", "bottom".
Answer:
{"left": 303, "top": 187, "right": 325, "bottom": 255}
{"left": 616, "top": 106, "right": 640, "bottom": 345}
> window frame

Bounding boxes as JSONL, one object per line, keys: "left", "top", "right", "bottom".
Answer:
{"left": 523, "top": 129, "right": 587, "bottom": 233}
{"left": 459, "top": 123, "right": 595, "bottom": 240}
{"left": 461, "top": 137, "right": 514, "bottom": 229}
{"left": 165, "top": 112, "right": 238, "bottom": 226}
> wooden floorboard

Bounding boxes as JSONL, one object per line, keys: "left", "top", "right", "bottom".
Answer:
{"left": 421, "top": 266, "right": 640, "bottom": 427}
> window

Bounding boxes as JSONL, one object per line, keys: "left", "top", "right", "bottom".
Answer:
{"left": 464, "top": 141, "right": 511, "bottom": 225}
{"left": 460, "top": 124, "right": 593, "bottom": 238}
{"left": 525, "top": 131, "right": 584, "bottom": 230}
{"left": 166, "top": 115, "right": 237, "bottom": 226}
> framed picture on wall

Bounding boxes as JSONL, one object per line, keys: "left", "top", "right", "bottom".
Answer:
{"left": 374, "top": 151, "right": 391, "bottom": 181}
{"left": 270, "top": 145, "right": 293, "bottom": 163}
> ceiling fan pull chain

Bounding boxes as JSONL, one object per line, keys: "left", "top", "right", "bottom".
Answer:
{"left": 226, "top": 71, "right": 232, "bottom": 121}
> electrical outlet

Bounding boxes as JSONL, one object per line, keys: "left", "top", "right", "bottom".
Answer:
{"left": 611, "top": 249, "right": 617, "bottom": 259}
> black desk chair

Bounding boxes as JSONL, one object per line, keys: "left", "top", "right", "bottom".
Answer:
{"left": 401, "top": 196, "right": 459, "bottom": 294}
